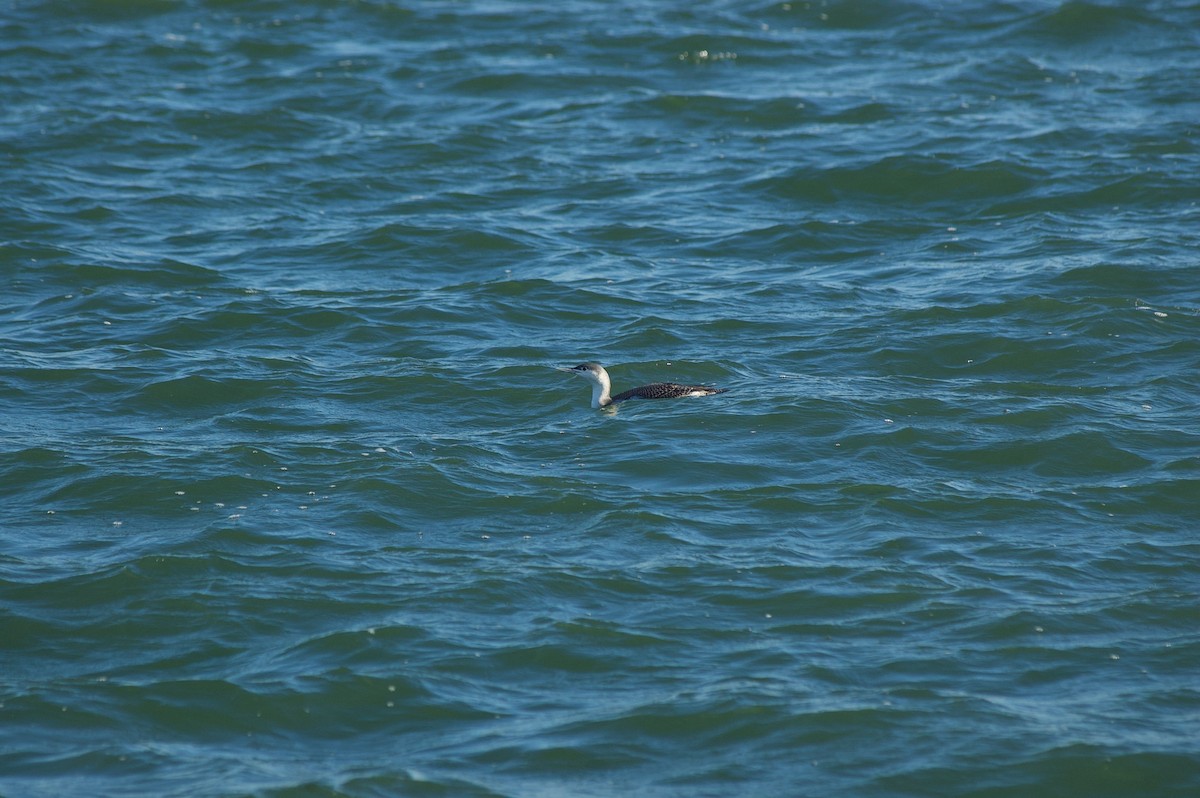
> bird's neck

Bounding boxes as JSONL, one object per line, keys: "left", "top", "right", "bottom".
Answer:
{"left": 591, "top": 373, "right": 612, "bottom": 408}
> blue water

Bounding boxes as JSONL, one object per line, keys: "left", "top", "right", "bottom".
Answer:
{"left": 2, "top": 1, "right": 1199, "bottom": 795}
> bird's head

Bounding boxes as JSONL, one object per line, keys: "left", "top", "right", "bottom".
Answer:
{"left": 555, "top": 362, "right": 606, "bottom": 384}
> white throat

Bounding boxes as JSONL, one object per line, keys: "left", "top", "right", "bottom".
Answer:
{"left": 589, "top": 369, "right": 613, "bottom": 408}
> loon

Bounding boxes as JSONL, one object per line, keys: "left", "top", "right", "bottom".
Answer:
{"left": 556, "top": 362, "right": 728, "bottom": 409}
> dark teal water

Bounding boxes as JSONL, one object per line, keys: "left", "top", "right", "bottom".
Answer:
{"left": 3, "top": 1, "right": 1199, "bottom": 796}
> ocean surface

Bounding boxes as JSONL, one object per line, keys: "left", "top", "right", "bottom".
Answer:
{"left": 2, "top": 1, "right": 1198, "bottom": 795}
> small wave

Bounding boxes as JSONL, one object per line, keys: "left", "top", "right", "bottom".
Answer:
{"left": 130, "top": 374, "right": 280, "bottom": 413}
{"left": 1013, "top": 1, "right": 1160, "bottom": 44}
{"left": 751, "top": 155, "right": 1042, "bottom": 210}
{"left": 39, "top": 258, "right": 224, "bottom": 290}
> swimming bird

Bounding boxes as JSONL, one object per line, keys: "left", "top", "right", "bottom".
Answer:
{"left": 556, "top": 362, "right": 727, "bottom": 409}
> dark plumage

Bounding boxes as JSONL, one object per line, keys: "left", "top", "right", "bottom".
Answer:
{"left": 612, "top": 382, "right": 725, "bottom": 402}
